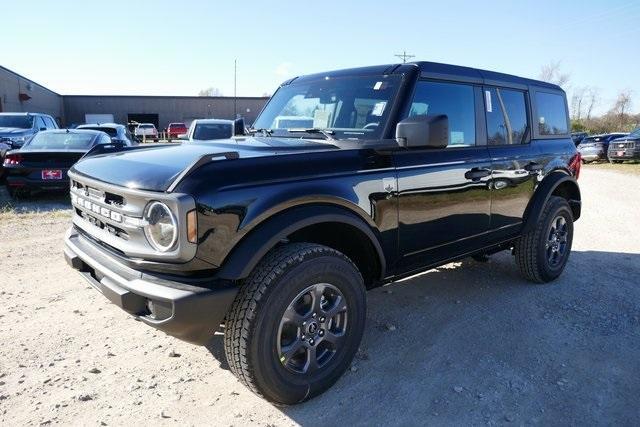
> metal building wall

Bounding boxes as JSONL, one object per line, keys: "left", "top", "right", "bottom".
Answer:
{"left": 0, "top": 66, "right": 64, "bottom": 123}
{"left": 63, "top": 95, "right": 269, "bottom": 129}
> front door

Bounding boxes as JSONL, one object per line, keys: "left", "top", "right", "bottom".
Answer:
{"left": 394, "top": 80, "right": 492, "bottom": 274}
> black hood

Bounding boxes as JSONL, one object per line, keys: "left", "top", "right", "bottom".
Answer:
{"left": 71, "top": 137, "right": 337, "bottom": 192}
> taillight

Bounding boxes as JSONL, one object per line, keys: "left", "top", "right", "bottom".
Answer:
{"left": 3, "top": 153, "right": 22, "bottom": 166}
{"left": 569, "top": 152, "right": 582, "bottom": 180}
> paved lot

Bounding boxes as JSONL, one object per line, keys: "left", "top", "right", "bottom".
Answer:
{"left": 1, "top": 166, "right": 639, "bottom": 426}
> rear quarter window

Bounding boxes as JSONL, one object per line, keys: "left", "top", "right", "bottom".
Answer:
{"left": 535, "top": 92, "right": 568, "bottom": 136}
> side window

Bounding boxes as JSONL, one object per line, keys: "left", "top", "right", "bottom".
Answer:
{"left": 408, "top": 81, "right": 476, "bottom": 147}
{"left": 35, "top": 116, "right": 47, "bottom": 130}
{"left": 44, "top": 116, "right": 56, "bottom": 129}
{"left": 485, "top": 88, "right": 529, "bottom": 145}
{"left": 535, "top": 92, "right": 568, "bottom": 135}
{"left": 100, "top": 134, "right": 112, "bottom": 144}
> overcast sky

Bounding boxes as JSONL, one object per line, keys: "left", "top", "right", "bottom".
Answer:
{"left": 3, "top": 0, "right": 639, "bottom": 114}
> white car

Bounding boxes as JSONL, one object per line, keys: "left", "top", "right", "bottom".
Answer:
{"left": 184, "top": 119, "right": 235, "bottom": 141}
{"left": 134, "top": 123, "right": 158, "bottom": 140}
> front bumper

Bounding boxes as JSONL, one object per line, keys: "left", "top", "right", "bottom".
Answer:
{"left": 64, "top": 227, "right": 238, "bottom": 345}
{"left": 608, "top": 149, "right": 639, "bottom": 160}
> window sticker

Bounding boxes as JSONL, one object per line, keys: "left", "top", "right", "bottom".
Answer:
{"left": 371, "top": 101, "right": 387, "bottom": 117}
{"left": 485, "top": 90, "right": 492, "bottom": 113}
{"left": 373, "top": 81, "right": 383, "bottom": 90}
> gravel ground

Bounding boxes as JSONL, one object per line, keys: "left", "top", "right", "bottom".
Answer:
{"left": 1, "top": 167, "right": 639, "bottom": 426}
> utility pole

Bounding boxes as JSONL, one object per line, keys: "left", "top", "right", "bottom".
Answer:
{"left": 394, "top": 51, "right": 415, "bottom": 63}
{"left": 233, "top": 59, "right": 237, "bottom": 117}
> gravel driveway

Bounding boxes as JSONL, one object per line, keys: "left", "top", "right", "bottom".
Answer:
{"left": 1, "top": 166, "right": 639, "bottom": 426}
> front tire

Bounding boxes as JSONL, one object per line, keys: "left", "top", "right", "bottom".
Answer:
{"left": 515, "top": 196, "right": 574, "bottom": 283}
{"left": 224, "top": 243, "right": 366, "bottom": 405}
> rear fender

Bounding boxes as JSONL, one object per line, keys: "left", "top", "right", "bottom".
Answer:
{"left": 522, "top": 172, "right": 581, "bottom": 234}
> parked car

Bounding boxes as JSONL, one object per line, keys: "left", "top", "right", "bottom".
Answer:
{"left": 571, "top": 132, "right": 588, "bottom": 146}
{"left": 0, "top": 112, "right": 59, "bottom": 157}
{"left": 134, "top": 123, "right": 158, "bottom": 141}
{"left": 183, "top": 119, "right": 235, "bottom": 141}
{"left": 167, "top": 122, "right": 188, "bottom": 138}
{"left": 64, "top": 61, "right": 581, "bottom": 405}
{"left": 3, "top": 129, "right": 112, "bottom": 197}
{"left": 77, "top": 123, "right": 135, "bottom": 145}
{"left": 577, "top": 133, "right": 628, "bottom": 162}
{"left": 607, "top": 127, "right": 640, "bottom": 163}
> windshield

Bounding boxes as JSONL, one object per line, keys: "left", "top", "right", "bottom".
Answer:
{"left": 193, "top": 123, "right": 232, "bottom": 140}
{"left": 81, "top": 126, "right": 117, "bottom": 137}
{"left": 26, "top": 132, "right": 96, "bottom": 150}
{"left": 0, "top": 115, "right": 34, "bottom": 129}
{"left": 139, "top": 124, "right": 154, "bottom": 129}
{"left": 253, "top": 75, "right": 402, "bottom": 140}
{"left": 629, "top": 128, "right": 640, "bottom": 138}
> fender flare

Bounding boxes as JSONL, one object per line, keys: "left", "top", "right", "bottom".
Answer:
{"left": 214, "top": 204, "right": 387, "bottom": 281}
{"left": 522, "top": 172, "right": 581, "bottom": 234}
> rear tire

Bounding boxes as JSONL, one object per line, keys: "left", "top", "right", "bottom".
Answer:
{"left": 515, "top": 196, "right": 574, "bottom": 283}
{"left": 224, "top": 243, "right": 366, "bottom": 405}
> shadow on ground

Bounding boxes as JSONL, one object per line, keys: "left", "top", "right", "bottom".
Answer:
{"left": 206, "top": 249, "right": 640, "bottom": 426}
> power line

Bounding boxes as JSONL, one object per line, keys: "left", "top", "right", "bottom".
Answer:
{"left": 394, "top": 51, "right": 415, "bottom": 63}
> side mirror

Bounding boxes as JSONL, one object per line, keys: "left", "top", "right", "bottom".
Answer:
{"left": 395, "top": 115, "right": 449, "bottom": 149}
{"left": 234, "top": 118, "right": 245, "bottom": 136}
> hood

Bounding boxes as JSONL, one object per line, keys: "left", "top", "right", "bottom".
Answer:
{"left": 71, "top": 137, "right": 336, "bottom": 191}
{"left": 0, "top": 127, "right": 32, "bottom": 136}
{"left": 611, "top": 135, "right": 639, "bottom": 142}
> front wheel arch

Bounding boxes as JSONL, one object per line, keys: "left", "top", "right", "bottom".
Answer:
{"left": 215, "top": 205, "right": 387, "bottom": 285}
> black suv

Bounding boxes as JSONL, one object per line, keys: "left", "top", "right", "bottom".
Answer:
{"left": 64, "top": 62, "right": 581, "bottom": 404}
{"left": 608, "top": 127, "right": 640, "bottom": 163}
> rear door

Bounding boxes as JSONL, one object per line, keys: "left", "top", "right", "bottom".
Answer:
{"left": 483, "top": 86, "right": 538, "bottom": 234}
{"left": 394, "top": 80, "right": 493, "bottom": 273}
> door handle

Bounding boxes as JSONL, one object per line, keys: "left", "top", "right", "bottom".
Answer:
{"left": 524, "top": 162, "right": 543, "bottom": 172}
{"left": 464, "top": 168, "right": 492, "bottom": 181}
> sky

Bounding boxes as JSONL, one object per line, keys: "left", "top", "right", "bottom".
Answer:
{"left": 3, "top": 0, "right": 639, "bottom": 114}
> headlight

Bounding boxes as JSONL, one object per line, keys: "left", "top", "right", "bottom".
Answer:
{"left": 143, "top": 201, "right": 178, "bottom": 252}
{"left": 9, "top": 136, "right": 27, "bottom": 145}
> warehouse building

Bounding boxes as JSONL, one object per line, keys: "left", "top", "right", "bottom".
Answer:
{"left": 1, "top": 65, "right": 269, "bottom": 129}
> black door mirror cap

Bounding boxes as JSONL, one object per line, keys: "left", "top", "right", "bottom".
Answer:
{"left": 395, "top": 115, "right": 449, "bottom": 149}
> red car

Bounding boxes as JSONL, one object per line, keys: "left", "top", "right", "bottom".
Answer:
{"left": 167, "top": 122, "right": 188, "bottom": 138}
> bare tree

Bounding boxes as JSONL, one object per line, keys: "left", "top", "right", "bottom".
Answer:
{"left": 198, "top": 87, "right": 223, "bottom": 97}
{"left": 539, "top": 61, "right": 570, "bottom": 88}
{"left": 570, "top": 86, "right": 587, "bottom": 120}
{"left": 611, "top": 89, "right": 633, "bottom": 128}
{"left": 585, "top": 87, "right": 600, "bottom": 121}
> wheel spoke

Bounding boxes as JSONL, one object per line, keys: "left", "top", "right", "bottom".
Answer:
{"left": 280, "top": 338, "right": 305, "bottom": 365}
{"left": 282, "top": 306, "right": 305, "bottom": 325}
{"left": 323, "top": 296, "right": 347, "bottom": 319}
{"left": 322, "top": 330, "right": 345, "bottom": 346}
{"left": 304, "top": 345, "right": 319, "bottom": 373}
{"left": 311, "top": 284, "right": 327, "bottom": 313}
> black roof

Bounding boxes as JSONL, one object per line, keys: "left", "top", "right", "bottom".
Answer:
{"left": 291, "top": 61, "right": 563, "bottom": 92}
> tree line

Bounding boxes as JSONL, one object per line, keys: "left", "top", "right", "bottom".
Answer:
{"left": 539, "top": 61, "right": 638, "bottom": 134}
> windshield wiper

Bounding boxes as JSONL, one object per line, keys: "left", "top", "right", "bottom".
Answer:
{"left": 287, "top": 128, "right": 336, "bottom": 140}
{"left": 247, "top": 128, "right": 273, "bottom": 137}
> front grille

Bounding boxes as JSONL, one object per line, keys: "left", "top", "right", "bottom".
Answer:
{"left": 68, "top": 170, "right": 197, "bottom": 263}
{"left": 611, "top": 141, "right": 635, "bottom": 149}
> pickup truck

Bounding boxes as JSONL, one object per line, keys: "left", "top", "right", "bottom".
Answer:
{"left": 133, "top": 123, "right": 158, "bottom": 141}
{"left": 64, "top": 61, "right": 581, "bottom": 404}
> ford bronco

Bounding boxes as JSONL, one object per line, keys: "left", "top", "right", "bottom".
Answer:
{"left": 64, "top": 61, "right": 581, "bottom": 404}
